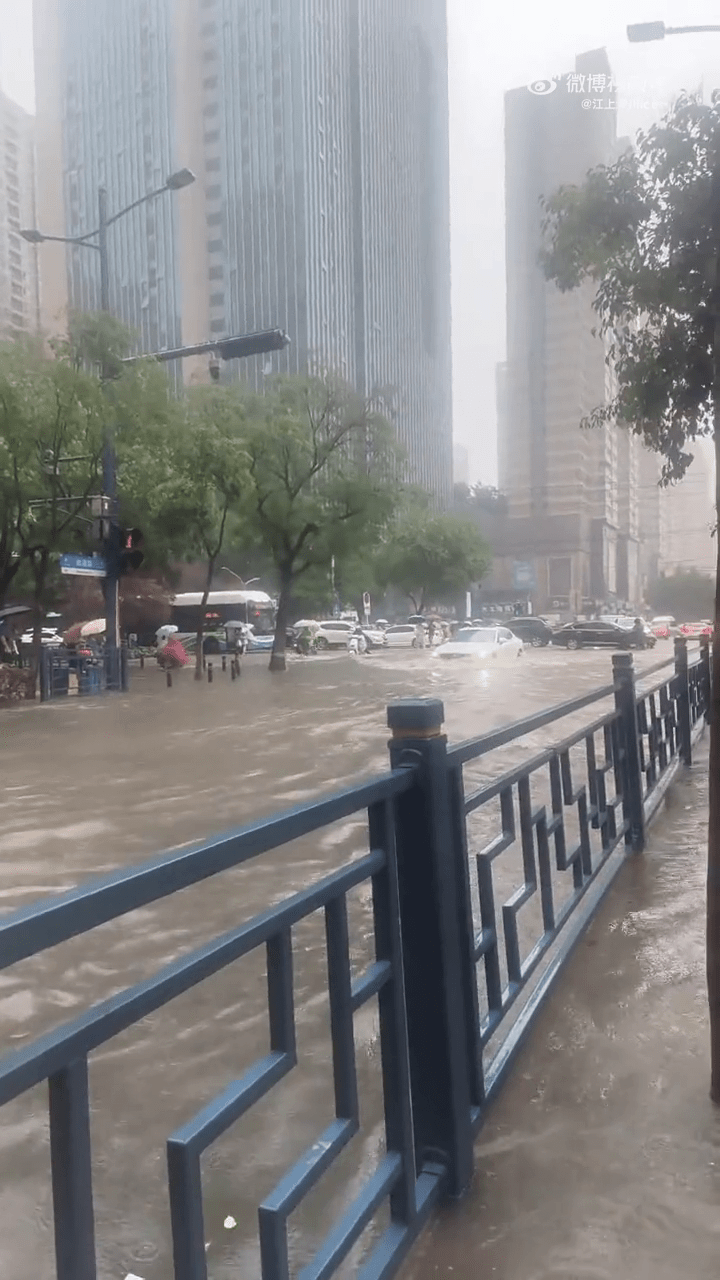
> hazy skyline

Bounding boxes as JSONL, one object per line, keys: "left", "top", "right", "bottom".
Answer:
{"left": 2, "top": 1, "right": 720, "bottom": 486}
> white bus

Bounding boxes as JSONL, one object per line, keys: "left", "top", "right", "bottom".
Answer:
{"left": 170, "top": 590, "right": 276, "bottom": 637}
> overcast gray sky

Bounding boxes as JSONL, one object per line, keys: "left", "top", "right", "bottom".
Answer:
{"left": 2, "top": 1, "right": 720, "bottom": 485}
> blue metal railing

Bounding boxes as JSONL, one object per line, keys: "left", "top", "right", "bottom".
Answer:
{"left": 39, "top": 645, "right": 128, "bottom": 700}
{"left": 0, "top": 639, "right": 711, "bottom": 1279}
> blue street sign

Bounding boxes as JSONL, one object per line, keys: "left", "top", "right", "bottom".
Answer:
{"left": 59, "top": 553, "right": 107, "bottom": 578}
{"left": 513, "top": 561, "right": 536, "bottom": 591}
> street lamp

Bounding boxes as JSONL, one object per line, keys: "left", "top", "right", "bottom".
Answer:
{"left": 220, "top": 569, "right": 260, "bottom": 587}
{"left": 627, "top": 21, "right": 720, "bottom": 42}
{"left": 20, "top": 168, "right": 196, "bottom": 660}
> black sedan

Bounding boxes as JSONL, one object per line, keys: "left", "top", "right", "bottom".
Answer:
{"left": 506, "top": 615, "right": 554, "bottom": 647}
{"left": 551, "top": 620, "right": 655, "bottom": 651}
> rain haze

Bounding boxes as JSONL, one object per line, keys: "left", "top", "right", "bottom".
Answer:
{"left": 1, "top": 5, "right": 720, "bottom": 1278}
{"left": 2, "top": 1, "right": 720, "bottom": 484}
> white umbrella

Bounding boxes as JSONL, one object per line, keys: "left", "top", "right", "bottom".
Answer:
{"left": 156, "top": 624, "right": 178, "bottom": 638}
{"left": 80, "top": 618, "right": 106, "bottom": 638}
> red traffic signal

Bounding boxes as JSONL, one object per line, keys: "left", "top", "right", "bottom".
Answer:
{"left": 119, "top": 528, "right": 144, "bottom": 574}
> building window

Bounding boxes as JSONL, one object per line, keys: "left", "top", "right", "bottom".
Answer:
{"left": 205, "top": 157, "right": 221, "bottom": 172}
{"left": 206, "top": 184, "right": 222, "bottom": 198}
{"left": 548, "top": 558, "right": 572, "bottom": 596}
{"left": 203, "top": 76, "right": 218, "bottom": 90}
{"left": 200, "top": 22, "right": 217, "bottom": 36}
{"left": 203, "top": 103, "right": 219, "bottom": 117}
{"left": 208, "top": 265, "right": 223, "bottom": 280}
{"left": 210, "top": 319, "right": 225, "bottom": 332}
{"left": 206, "top": 211, "right": 222, "bottom": 226}
{"left": 207, "top": 239, "right": 222, "bottom": 252}
{"left": 204, "top": 130, "right": 220, "bottom": 144}
{"left": 210, "top": 292, "right": 224, "bottom": 307}
{"left": 202, "top": 49, "right": 217, "bottom": 62}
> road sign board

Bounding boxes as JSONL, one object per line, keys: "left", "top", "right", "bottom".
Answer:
{"left": 59, "top": 553, "right": 107, "bottom": 578}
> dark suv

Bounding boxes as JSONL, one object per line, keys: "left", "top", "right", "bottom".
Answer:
{"left": 506, "top": 616, "right": 554, "bottom": 647}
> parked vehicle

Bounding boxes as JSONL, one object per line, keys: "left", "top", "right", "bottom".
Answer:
{"left": 357, "top": 625, "right": 387, "bottom": 648}
{"left": 506, "top": 615, "right": 554, "bottom": 647}
{"left": 679, "top": 621, "right": 713, "bottom": 638}
{"left": 650, "top": 615, "right": 678, "bottom": 639}
{"left": 435, "top": 626, "right": 523, "bottom": 662}
{"left": 385, "top": 624, "right": 423, "bottom": 649}
{"left": 552, "top": 619, "right": 653, "bottom": 650}
{"left": 311, "top": 620, "right": 356, "bottom": 649}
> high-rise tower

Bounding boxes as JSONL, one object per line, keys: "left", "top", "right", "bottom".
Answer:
{"left": 33, "top": 0, "right": 453, "bottom": 500}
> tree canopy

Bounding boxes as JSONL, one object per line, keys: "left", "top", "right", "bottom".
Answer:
{"left": 375, "top": 507, "right": 492, "bottom": 613}
{"left": 541, "top": 92, "right": 720, "bottom": 482}
{"left": 240, "top": 373, "right": 401, "bottom": 669}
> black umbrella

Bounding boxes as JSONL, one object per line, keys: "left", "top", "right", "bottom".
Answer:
{"left": 0, "top": 605, "right": 32, "bottom": 620}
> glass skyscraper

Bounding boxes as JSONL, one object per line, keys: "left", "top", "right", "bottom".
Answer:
{"left": 34, "top": 0, "right": 453, "bottom": 500}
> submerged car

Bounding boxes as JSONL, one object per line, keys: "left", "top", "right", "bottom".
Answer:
{"left": 650, "top": 615, "right": 678, "bottom": 639}
{"left": 552, "top": 620, "right": 654, "bottom": 650}
{"left": 506, "top": 615, "right": 554, "bottom": 647}
{"left": 435, "top": 626, "right": 523, "bottom": 662}
{"left": 385, "top": 624, "right": 424, "bottom": 648}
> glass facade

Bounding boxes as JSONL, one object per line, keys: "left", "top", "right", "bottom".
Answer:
{"left": 43, "top": 0, "right": 453, "bottom": 500}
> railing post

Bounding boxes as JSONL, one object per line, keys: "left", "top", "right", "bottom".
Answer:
{"left": 701, "top": 635, "right": 712, "bottom": 725}
{"left": 674, "top": 636, "right": 692, "bottom": 765}
{"left": 386, "top": 698, "right": 474, "bottom": 1198}
{"left": 39, "top": 648, "right": 50, "bottom": 702}
{"left": 612, "top": 652, "right": 645, "bottom": 852}
{"left": 120, "top": 645, "right": 129, "bottom": 692}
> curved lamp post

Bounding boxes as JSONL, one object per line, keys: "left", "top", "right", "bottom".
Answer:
{"left": 21, "top": 168, "right": 196, "bottom": 657}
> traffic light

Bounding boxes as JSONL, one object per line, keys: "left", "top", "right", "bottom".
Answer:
{"left": 119, "top": 528, "right": 144, "bottom": 575}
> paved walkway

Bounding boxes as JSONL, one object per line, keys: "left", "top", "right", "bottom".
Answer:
{"left": 402, "top": 741, "right": 720, "bottom": 1280}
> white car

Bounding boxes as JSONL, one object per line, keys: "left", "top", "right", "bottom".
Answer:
{"left": 358, "top": 625, "right": 387, "bottom": 647}
{"left": 435, "top": 626, "right": 523, "bottom": 663}
{"left": 385, "top": 624, "right": 424, "bottom": 648}
{"left": 311, "top": 620, "right": 356, "bottom": 650}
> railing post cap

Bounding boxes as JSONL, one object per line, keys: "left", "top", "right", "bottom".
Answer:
{"left": 612, "top": 651, "right": 633, "bottom": 668}
{"left": 387, "top": 698, "right": 445, "bottom": 737}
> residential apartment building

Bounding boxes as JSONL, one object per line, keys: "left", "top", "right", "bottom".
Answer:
{"left": 496, "top": 50, "right": 640, "bottom": 614}
{"left": 0, "top": 89, "right": 39, "bottom": 337}
{"left": 33, "top": 0, "right": 453, "bottom": 501}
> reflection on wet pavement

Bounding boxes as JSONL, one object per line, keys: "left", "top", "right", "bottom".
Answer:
{"left": 0, "top": 643, "right": 702, "bottom": 1278}
{"left": 401, "top": 742, "right": 717, "bottom": 1280}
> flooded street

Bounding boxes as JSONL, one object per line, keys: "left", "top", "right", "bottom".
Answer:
{"left": 0, "top": 642, "right": 697, "bottom": 1278}
{"left": 401, "top": 743, "right": 718, "bottom": 1280}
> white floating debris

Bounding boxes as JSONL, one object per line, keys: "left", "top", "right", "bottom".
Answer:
{"left": 125, "top": 1274, "right": 145, "bottom": 1280}
{"left": 224, "top": 1216, "right": 237, "bottom": 1229}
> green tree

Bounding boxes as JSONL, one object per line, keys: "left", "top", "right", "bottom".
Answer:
{"left": 453, "top": 482, "right": 508, "bottom": 517}
{"left": 376, "top": 508, "right": 492, "bottom": 613}
{"left": 242, "top": 373, "right": 399, "bottom": 670}
{"left": 133, "top": 385, "right": 250, "bottom": 677}
{"left": 0, "top": 337, "right": 106, "bottom": 670}
{"left": 540, "top": 92, "right": 720, "bottom": 1099}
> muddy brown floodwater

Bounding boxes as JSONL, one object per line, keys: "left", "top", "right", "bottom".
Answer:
{"left": 0, "top": 643, "right": 695, "bottom": 1279}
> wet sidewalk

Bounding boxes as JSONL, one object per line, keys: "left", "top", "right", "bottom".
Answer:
{"left": 402, "top": 741, "right": 720, "bottom": 1280}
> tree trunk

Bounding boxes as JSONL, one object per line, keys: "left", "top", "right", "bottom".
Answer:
{"left": 30, "top": 551, "right": 49, "bottom": 698}
{"left": 269, "top": 567, "right": 292, "bottom": 672}
{"left": 708, "top": 420, "right": 720, "bottom": 1102}
{"left": 195, "top": 554, "right": 216, "bottom": 681}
